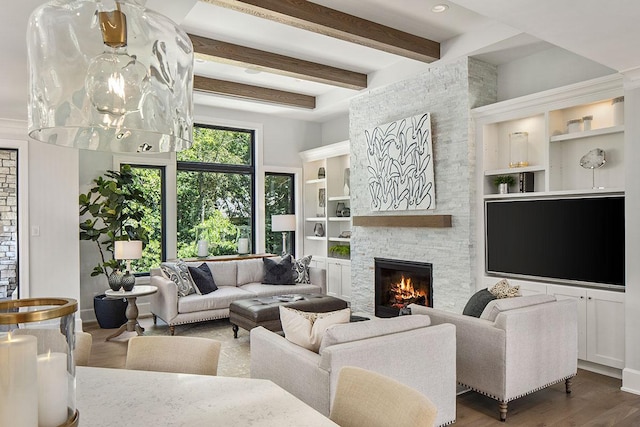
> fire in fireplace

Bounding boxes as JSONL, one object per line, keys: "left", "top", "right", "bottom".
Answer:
{"left": 375, "top": 258, "right": 433, "bottom": 318}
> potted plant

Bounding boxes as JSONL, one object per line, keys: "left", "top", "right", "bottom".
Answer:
{"left": 79, "top": 165, "right": 149, "bottom": 327}
{"left": 493, "top": 175, "right": 515, "bottom": 194}
{"left": 329, "top": 244, "right": 350, "bottom": 259}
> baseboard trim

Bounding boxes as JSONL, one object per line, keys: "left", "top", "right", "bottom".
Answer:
{"left": 578, "top": 359, "right": 622, "bottom": 379}
{"left": 622, "top": 368, "right": 640, "bottom": 395}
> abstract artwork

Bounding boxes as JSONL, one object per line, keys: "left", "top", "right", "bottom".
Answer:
{"left": 365, "top": 113, "right": 435, "bottom": 211}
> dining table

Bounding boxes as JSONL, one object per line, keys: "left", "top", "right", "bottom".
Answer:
{"left": 76, "top": 366, "right": 338, "bottom": 426}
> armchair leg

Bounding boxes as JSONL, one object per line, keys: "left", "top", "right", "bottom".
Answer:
{"left": 152, "top": 314, "right": 157, "bottom": 325}
{"left": 169, "top": 325, "right": 175, "bottom": 336}
{"left": 566, "top": 377, "right": 573, "bottom": 394}
{"left": 499, "top": 402, "right": 508, "bottom": 422}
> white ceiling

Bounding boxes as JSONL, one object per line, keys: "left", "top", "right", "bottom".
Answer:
{"left": 4, "top": 0, "right": 638, "bottom": 124}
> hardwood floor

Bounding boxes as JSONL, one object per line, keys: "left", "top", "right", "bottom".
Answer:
{"left": 84, "top": 318, "right": 640, "bottom": 426}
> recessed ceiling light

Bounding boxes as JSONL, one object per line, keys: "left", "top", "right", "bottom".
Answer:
{"left": 431, "top": 4, "right": 449, "bottom": 13}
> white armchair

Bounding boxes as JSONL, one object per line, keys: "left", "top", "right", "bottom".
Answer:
{"left": 410, "top": 294, "right": 578, "bottom": 421}
{"left": 250, "top": 315, "right": 457, "bottom": 427}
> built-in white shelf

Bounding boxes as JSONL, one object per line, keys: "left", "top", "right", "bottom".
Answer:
{"left": 328, "top": 217, "right": 351, "bottom": 222}
{"left": 549, "top": 125, "right": 624, "bottom": 143}
{"left": 328, "top": 237, "right": 351, "bottom": 243}
{"left": 305, "top": 236, "right": 326, "bottom": 241}
{"left": 305, "top": 217, "right": 326, "bottom": 222}
{"left": 305, "top": 178, "right": 326, "bottom": 185}
{"left": 484, "top": 165, "right": 545, "bottom": 176}
{"left": 328, "top": 195, "right": 350, "bottom": 201}
{"left": 483, "top": 187, "right": 625, "bottom": 200}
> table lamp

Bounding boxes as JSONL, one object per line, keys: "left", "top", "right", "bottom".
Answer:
{"left": 271, "top": 214, "right": 296, "bottom": 256}
{"left": 115, "top": 240, "right": 143, "bottom": 291}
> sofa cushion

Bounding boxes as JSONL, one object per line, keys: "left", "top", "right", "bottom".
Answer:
{"left": 188, "top": 263, "right": 218, "bottom": 294}
{"left": 293, "top": 255, "right": 312, "bottom": 284}
{"left": 480, "top": 293, "right": 557, "bottom": 322}
{"left": 318, "top": 315, "right": 431, "bottom": 354}
{"left": 488, "top": 279, "right": 520, "bottom": 298}
{"left": 462, "top": 289, "right": 497, "bottom": 318}
{"left": 279, "top": 306, "right": 351, "bottom": 352}
{"left": 237, "top": 258, "right": 265, "bottom": 286}
{"left": 177, "top": 286, "right": 253, "bottom": 313}
{"left": 160, "top": 261, "right": 196, "bottom": 297}
{"left": 206, "top": 261, "right": 238, "bottom": 287}
{"left": 263, "top": 255, "right": 294, "bottom": 285}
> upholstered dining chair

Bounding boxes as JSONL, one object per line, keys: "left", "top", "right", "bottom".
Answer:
{"left": 329, "top": 366, "right": 437, "bottom": 427}
{"left": 125, "top": 336, "right": 222, "bottom": 375}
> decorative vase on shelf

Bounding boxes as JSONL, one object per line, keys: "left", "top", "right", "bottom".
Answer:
{"left": 343, "top": 168, "right": 350, "bottom": 196}
{"left": 509, "top": 131, "right": 529, "bottom": 168}
{"left": 197, "top": 239, "right": 208, "bottom": 257}
{"left": 314, "top": 223, "right": 325, "bottom": 237}
{"left": 318, "top": 167, "right": 325, "bottom": 179}
{"left": 499, "top": 183, "right": 508, "bottom": 194}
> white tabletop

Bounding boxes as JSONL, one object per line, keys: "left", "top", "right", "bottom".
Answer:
{"left": 76, "top": 367, "right": 337, "bottom": 426}
{"left": 104, "top": 285, "right": 158, "bottom": 298}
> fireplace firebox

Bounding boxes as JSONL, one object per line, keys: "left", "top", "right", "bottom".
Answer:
{"left": 375, "top": 258, "right": 433, "bottom": 318}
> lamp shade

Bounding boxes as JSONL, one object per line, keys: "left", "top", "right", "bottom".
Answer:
{"left": 27, "top": 0, "right": 194, "bottom": 153}
{"left": 114, "top": 240, "right": 143, "bottom": 260}
{"left": 272, "top": 215, "right": 296, "bottom": 232}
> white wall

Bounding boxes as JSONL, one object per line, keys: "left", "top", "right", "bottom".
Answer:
{"left": 496, "top": 46, "right": 616, "bottom": 101}
{"left": 0, "top": 119, "right": 80, "bottom": 304}
{"left": 320, "top": 114, "right": 349, "bottom": 145}
{"left": 622, "top": 79, "right": 640, "bottom": 394}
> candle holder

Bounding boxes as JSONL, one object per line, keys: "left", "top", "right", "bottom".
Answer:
{"left": 0, "top": 298, "right": 79, "bottom": 427}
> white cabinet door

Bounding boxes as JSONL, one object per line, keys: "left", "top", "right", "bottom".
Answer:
{"left": 549, "top": 285, "right": 588, "bottom": 360}
{"left": 327, "top": 261, "right": 341, "bottom": 297}
{"left": 586, "top": 289, "right": 625, "bottom": 369}
{"left": 326, "top": 260, "right": 350, "bottom": 301}
{"left": 340, "top": 262, "right": 351, "bottom": 301}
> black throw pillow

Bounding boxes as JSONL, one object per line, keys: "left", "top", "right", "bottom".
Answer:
{"left": 263, "top": 255, "right": 294, "bottom": 285}
{"left": 462, "top": 289, "right": 497, "bottom": 318}
{"left": 188, "top": 263, "right": 218, "bottom": 294}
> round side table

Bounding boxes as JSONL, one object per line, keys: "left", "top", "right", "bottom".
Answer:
{"left": 104, "top": 285, "right": 158, "bottom": 341}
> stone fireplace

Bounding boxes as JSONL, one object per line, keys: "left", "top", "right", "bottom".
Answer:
{"left": 375, "top": 258, "right": 433, "bottom": 317}
{"left": 348, "top": 58, "right": 498, "bottom": 314}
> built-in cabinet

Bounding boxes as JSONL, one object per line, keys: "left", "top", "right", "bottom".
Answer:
{"left": 300, "top": 141, "right": 351, "bottom": 301}
{"left": 549, "top": 285, "right": 625, "bottom": 368}
{"left": 474, "top": 75, "right": 626, "bottom": 374}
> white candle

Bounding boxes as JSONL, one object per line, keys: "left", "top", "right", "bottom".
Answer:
{"left": 37, "top": 352, "right": 69, "bottom": 427}
{"left": 238, "top": 238, "right": 249, "bottom": 254}
{"left": 0, "top": 333, "right": 38, "bottom": 427}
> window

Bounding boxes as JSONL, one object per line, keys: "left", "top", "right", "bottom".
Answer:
{"left": 176, "top": 125, "right": 255, "bottom": 258}
{"left": 125, "top": 165, "right": 165, "bottom": 274}
{"left": 265, "top": 172, "right": 295, "bottom": 255}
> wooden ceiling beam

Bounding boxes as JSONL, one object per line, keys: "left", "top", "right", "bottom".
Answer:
{"left": 202, "top": 0, "right": 440, "bottom": 63}
{"left": 194, "top": 75, "right": 316, "bottom": 109}
{"left": 189, "top": 34, "right": 367, "bottom": 90}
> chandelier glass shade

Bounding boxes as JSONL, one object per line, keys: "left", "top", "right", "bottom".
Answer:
{"left": 27, "top": 0, "right": 194, "bottom": 153}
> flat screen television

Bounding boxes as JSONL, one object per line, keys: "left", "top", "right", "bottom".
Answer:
{"left": 485, "top": 195, "right": 625, "bottom": 288}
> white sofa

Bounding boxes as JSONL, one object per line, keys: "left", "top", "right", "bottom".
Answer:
{"left": 250, "top": 315, "right": 457, "bottom": 427}
{"left": 150, "top": 257, "right": 326, "bottom": 335}
{"left": 410, "top": 294, "right": 578, "bottom": 421}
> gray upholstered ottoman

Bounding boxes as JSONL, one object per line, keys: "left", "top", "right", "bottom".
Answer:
{"left": 229, "top": 294, "right": 348, "bottom": 338}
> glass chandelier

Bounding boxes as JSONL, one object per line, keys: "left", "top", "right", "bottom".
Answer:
{"left": 27, "top": 0, "right": 194, "bottom": 153}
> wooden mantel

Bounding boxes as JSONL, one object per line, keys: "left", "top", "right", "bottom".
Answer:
{"left": 352, "top": 215, "right": 452, "bottom": 228}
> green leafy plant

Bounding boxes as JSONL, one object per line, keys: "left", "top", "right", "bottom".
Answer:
{"left": 329, "top": 244, "right": 351, "bottom": 259}
{"left": 79, "top": 165, "right": 149, "bottom": 279}
{"left": 493, "top": 175, "right": 516, "bottom": 187}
